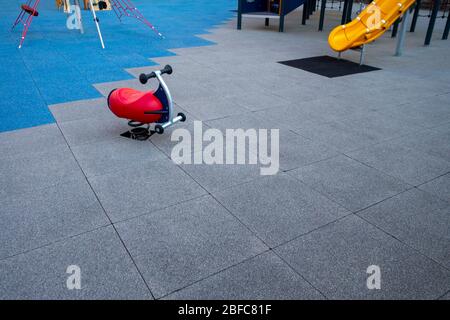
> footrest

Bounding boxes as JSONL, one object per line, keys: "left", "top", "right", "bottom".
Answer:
{"left": 21, "top": 4, "right": 39, "bottom": 16}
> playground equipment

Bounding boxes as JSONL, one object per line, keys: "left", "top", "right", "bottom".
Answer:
{"left": 11, "top": 0, "right": 163, "bottom": 49}
{"left": 408, "top": 0, "right": 450, "bottom": 44}
{"left": 11, "top": 0, "right": 41, "bottom": 49}
{"left": 322, "top": 1, "right": 449, "bottom": 48}
{"left": 237, "top": 0, "right": 309, "bottom": 32}
{"left": 328, "top": 0, "right": 416, "bottom": 52}
{"left": 327, "top": 0, "right": 416, "bottom": 63}
{"left": 110, "top": 0, "right": 164, "bottom": 38}
{"left": 107, "top": 65, "right": 186, "bottom": 138}
{"left": 315, "top": 0, "right": 365, "bottom": 31}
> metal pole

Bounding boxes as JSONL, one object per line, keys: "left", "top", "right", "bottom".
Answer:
{"left": 443, "top": 7, "right": 450, "bottom": 39}
{"left": 359, "top": 45, "right": 365, "bottom": 65}
{"left": 118, "top": 0, "right": 164, "bottom": 39}
{"left": 319, "top": 0, "right": 327, "bottom": 31}
{"left": 425, "top": 0, "right": 441, "bottom": 45}
{"left": 392, "top": 19, "right": 400, "bottom": 37}
{"left": 306, "top": 0, "right": 311, "bottom": 19}
{"left": 278, "top": 0, "right": 285, "bottom": 32}
{"left": 346, "top": 0, "right": 354, "bottom": 23}
{"left": 89, "top": 0, "right": 105, "bottom": 48}
{"left": 11, "top": 0, "right": 31, "bottom": 31}
{"left": 18, "top": 0, "right": 41, "bottom": 49}
{"left": 410, "top": 0, "right": 421, "bottom": 32}
{"left": 395, "top": 9, "right": 411, "bottom": 56}
{"left": 237, "top": 0, "right": 242, "bottom": 29}
{"left": 302, "top": 0, "right": 308, "bottom": 25}
{"left": 341, "top": 0, "right": 349, "bottom": 24}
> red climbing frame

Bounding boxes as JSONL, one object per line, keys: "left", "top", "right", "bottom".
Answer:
{"left": 11, "top": 0, "right": 41, "bottom": 48}
{"left": 110, "top": 0, "right": 164, "bottom": 38}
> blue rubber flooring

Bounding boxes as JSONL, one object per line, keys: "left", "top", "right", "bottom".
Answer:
{"left": 0, "top": 0, "right": 236, "bottom": 132}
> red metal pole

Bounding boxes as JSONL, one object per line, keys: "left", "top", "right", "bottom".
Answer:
{"left": 110, "top": 0, "right": 164, "bottom": 38}
{"left": 14, "top": 0, "right": 41, "bottom": 48}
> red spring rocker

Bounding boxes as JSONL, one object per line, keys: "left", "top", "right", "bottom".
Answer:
{"left": 108, "top": 65, "right": 186, "bottom": 136}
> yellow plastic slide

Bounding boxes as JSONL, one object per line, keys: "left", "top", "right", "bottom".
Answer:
{"left": 328, "top": 0, "right": 416, "bottom": 52}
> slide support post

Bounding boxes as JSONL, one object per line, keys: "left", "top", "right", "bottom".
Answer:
{"left": 392, "top": 19, "right": 400, "bottom": 37}
{"left": 443, "top": 9, "right": 450, "bottom": 39}
{"left": 395, "top": 9, "right": 411, "bottom": 56}
{"left": 359, "top": 45, "right": 365, "bottom": 66}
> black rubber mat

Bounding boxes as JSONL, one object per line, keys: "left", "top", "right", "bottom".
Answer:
{"left": 279, "top": 55, "right": 381, "bottom": 78}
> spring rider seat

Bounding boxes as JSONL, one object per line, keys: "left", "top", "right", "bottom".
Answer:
{"left": 108, "top": 65, "right": 186, "bottom": 140}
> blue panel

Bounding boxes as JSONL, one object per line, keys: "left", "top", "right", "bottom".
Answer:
{"left": 283, "top": 0, "right": 306, "bottom": 15}
{"left": 238, "top": 0, "right": 305, "bottom": 16}
{"left": 239, "top": 0, "right": 267, "bottom": 14}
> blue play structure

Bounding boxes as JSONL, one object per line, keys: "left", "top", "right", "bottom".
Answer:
{"left": 0, "top": 0, "right": 236, "bottom": 133}
{"left": 237, "top": 0, "right": 306, "bottom": 32}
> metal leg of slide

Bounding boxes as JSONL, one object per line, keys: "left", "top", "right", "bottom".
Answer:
{"left": 410, "top": 0, "right": 421, "bottom": 32}
{"left": 443, "top": 9, "right": 450, "bottom": 40}
{"left": 88, "top": 0, "right": 105, "bottom": 48}
{"left": 359, "top": 45, "right": 365, "bottom": 66}
{"left": 395, "top": 9, "right": 411, "bottom": 56}
{"left": 425, "top": 0, "right": 441, "bottom": 45}
{"left": 319, "top": 0, "right": 327, "bottom": 31}
{"left": 392, "top": 19, "right": 400, "bottom": 37}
